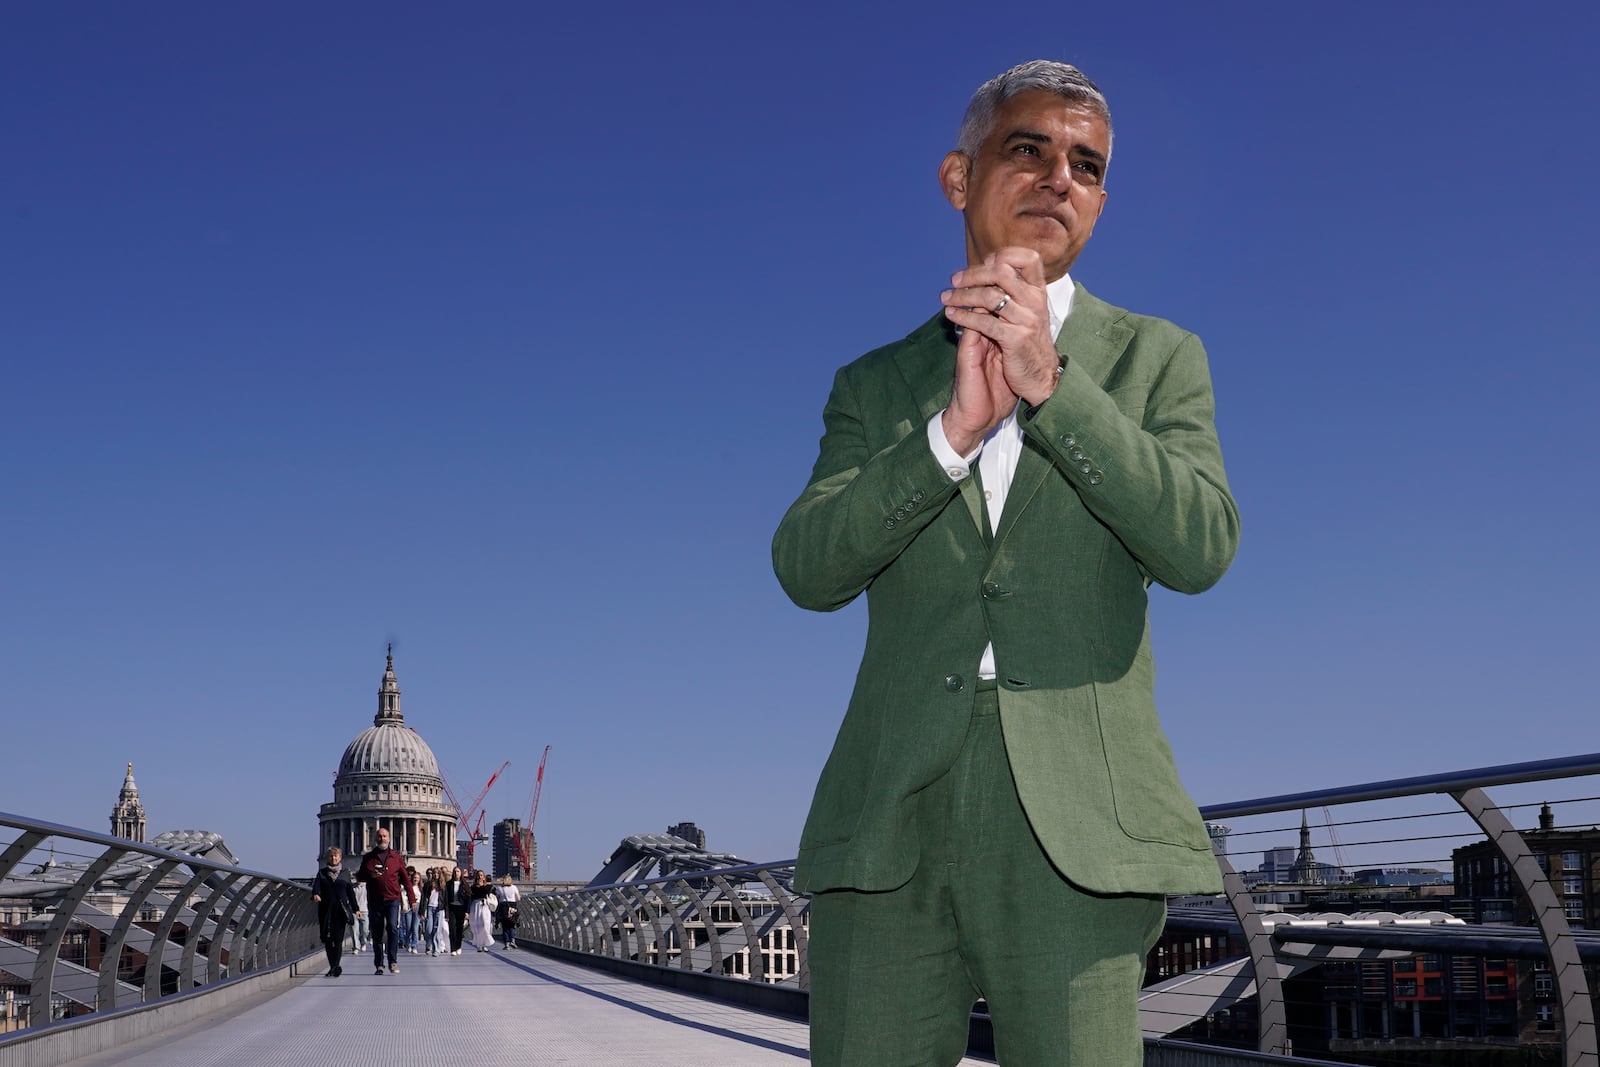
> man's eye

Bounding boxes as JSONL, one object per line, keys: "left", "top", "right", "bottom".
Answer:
{"left": 1013, "top": 143, "right": 1040, "bottom": 156}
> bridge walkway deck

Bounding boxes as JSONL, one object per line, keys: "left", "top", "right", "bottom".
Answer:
{"left": 59, "top": 946, "right": 991, "bottom": 1065}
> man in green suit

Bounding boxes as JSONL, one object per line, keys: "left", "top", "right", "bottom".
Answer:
{"left": 772, "top": 60, "right": 1239, "bottom": 1065}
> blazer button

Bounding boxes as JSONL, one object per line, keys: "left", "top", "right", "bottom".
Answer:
{"left": 1068, "top": 448, "right": 1086, "bottom": 462}
{"left": 1059, "top": 433, "right": 1076, "bottom": 447}
{"left": 1088, "top": 470, "right": 1104, "bottom": 485}
{"left": 1078, "top": 461, "right": 1093, "bottom": 475}
{"left": 911, "top": 489, "right": 926, "bottom": 503}
{"left": 944, "top": 673, "right": 964, "bottom": 693}
{"left": 884, "top": 517, "right": 897, "bottom": 529}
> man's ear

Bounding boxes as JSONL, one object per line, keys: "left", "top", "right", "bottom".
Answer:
{"left": 939, "top": 151, "right": 970, "bottom": 211}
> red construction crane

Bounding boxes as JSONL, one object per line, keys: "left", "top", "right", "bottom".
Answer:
{"left": 514, "top": 746, "right": 551, "bottom": 879}
{"left": 440, "top": 760, "right": 509, "bottom": 868}
{"left": 461, "top": 811, "right": 490, "bottom": 869}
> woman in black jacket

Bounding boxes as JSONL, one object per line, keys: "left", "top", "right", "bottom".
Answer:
{"left": 311, "top": 846, "right": 361, "bottom": 977}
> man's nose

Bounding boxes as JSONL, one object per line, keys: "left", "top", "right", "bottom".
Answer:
{"left": 1041, "top": 153, "right": 1073, "bottom": 192}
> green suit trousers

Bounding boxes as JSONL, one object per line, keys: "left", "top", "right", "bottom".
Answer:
{"left": 808, "top": 682, "right": 1166, "bottom": 1066}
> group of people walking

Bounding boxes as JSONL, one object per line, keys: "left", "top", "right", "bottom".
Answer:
{"left": 311, "top": 837, "right": 523, "bottom": 977}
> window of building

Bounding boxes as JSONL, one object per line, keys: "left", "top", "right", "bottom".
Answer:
{"left": 1535, "top": 851, "right": 1549, "bottom": 872}
{"left": 1535, "top": 973, "right": 1554, "bottom": 997}
{"left": 1566, "top": 875, "right": 1584, "bottom": 895}
{"left": 1564, "top": 850, "right": 1582, "bottom": 868}
{"left": 1565, "top": 899, "right": 1585, "bottom": 922}
{"left": 1537, "top": 1004, "right": 1556, "bottom": 1031}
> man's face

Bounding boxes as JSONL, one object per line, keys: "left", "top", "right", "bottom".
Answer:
{"left": 377, "top": 829, "right": 390, "bottom": 849}
{"left": 939, "top": 90, "right": 1110, "bottom": 282}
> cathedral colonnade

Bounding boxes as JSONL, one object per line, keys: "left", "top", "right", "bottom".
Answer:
{"left": 319, "top": 817, "right": 458, "bottom": 860}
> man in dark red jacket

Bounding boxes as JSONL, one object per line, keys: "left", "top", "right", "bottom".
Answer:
{"left": 357, "top": 828, "right": 415, "bottom": 974}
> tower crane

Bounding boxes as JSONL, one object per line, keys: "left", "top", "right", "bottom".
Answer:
{"left": 1321, "top": 806, "right": 1349, "bottom": 877}
{"left": 440, "top": 760, "right": 509, "bottom": 869}
{"left": 462, "top": 811, "right": 490, "bottom": 869}
{"left": 514, "top": 746, "right": 551, "bottom": 880}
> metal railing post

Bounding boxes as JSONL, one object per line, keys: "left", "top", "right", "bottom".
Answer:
{"left": 31, "top": 845, "right": 129, "bottom": 1018}
{"left": 1453, "top": 786, "right": 1597, "bottom": 1067}
{"left": 97, "top": 859, "right": 179, "bottom": 1011}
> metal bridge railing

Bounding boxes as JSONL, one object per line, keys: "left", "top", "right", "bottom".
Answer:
{"left": 1180, "top": 751, "right": 1600, "bottom": 1067}
{"left": 524, "top": 751, "right": 1600, "bottom": 1067}
{"left": 0, "top": 811, "right": 317, "bottom": 1040}
{"left": 523, "top": 860, "right": 808, "bottom": 989}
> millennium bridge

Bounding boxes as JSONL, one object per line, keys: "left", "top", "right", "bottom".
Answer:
{"left": 4, "top": 751, "right": 1600, "bottom": 1067}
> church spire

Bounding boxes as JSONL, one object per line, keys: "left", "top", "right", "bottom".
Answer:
{"left": 111, "top": 762, "right": 147, "bottom": 843}
{"left": 375, "top": 644, "right": 404, "bottom": 726}
{"left": 1293, "top": 809, "right": 1321, "bottom": 885}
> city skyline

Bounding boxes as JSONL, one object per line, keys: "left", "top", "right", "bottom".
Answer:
{"left": 4, "top": 3, "right": 1598, "bottom": 879}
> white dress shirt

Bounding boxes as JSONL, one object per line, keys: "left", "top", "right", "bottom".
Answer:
{"left": 927, "top": 272, "right": 1076, "bottom": 679}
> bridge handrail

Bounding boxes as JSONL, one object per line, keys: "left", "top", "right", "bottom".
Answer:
{"left": 1200, "top": 751, "right": 1600, "bottom": 820}
{"left": 0, "top": 809, "right": 317, "bottom": 1040}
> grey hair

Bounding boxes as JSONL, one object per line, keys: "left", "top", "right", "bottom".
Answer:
{"left": 956, "top": 60, "right": 1112, "bottom": 159}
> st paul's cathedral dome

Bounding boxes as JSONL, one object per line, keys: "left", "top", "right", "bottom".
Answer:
{"left": 317, "top": 649, "right": 458, "bottom": 869}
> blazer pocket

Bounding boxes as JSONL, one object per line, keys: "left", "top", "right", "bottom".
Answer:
{"left": 1092, "top": 682, "right": 1211, "bottom": 852}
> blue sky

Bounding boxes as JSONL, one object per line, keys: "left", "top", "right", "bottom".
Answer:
{"left": 3, "top": 3, "right": 1597, "bottom": 881}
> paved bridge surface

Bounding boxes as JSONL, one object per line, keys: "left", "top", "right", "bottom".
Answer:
{"left": 57, "top": 947, "right": 989, "bottom": 1066}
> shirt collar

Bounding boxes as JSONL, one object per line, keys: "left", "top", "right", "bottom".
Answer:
{"left": 1046, "top": 272, "right": 1075, "bottom": 341}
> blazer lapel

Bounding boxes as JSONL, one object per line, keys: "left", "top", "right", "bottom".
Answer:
{"left": 1055, "top": 284, "right": 1134, "bottom": 389}
{"left": 992, "top": 284, "right": 1134, "bottom": 547}
{"left": 893, "top": 314, "right": 986, "bottom": 535}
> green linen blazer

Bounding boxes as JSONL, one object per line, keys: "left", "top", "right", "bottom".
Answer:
{"left": 772, "top": 285, "right": 1238, "bottom": 898}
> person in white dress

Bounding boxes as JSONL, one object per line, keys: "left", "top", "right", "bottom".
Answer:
{"left": 466, "top": 870, "right": 497, "bottom": 952}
